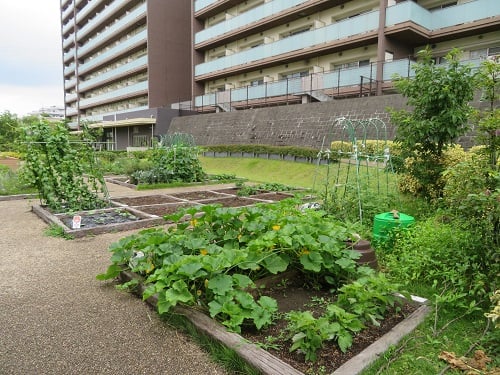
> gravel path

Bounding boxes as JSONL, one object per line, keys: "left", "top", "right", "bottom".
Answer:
{"left": 0, "top": 186, "right": 231, "bottom": 375}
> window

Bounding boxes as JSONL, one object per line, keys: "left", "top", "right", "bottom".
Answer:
{"left": 282, "top": 71, "right": 309, "bottom": 80}
{"left": 333, "top": 60, "right": 370, "bottom": 70}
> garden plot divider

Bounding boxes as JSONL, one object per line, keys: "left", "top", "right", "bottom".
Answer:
{"left": 119, "top": 270, "right": 430, "bottom": 375}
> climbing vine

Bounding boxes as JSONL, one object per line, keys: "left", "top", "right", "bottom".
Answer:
{"left": 21, "top": 121, "right": 107, "bottom": 212}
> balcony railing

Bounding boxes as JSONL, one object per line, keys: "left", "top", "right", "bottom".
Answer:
{"left": 195, "top": 0, "right": 309, "bottom": 44}
{"left": 386, "top": 0, "right": 499, "bottom": 30}
{"left": 79, "top": 81, "right": 148, "bottom": 108}
{"left": 185, "top": 57, "right": 483, "bottom": 112}
{"left": 194, "top": 0, "right": 218, "bottom": 13}
{"left": 78, "top": 5, "right": 147, "bottom": 58}
{"left": 79, "top": 55, "right": 148, "bottom": 92}
{"left": 78, "top": 29, "right": 147, "bottom": 75}
{"left": 195, "top": 10, "right": 379, "bottom": 77}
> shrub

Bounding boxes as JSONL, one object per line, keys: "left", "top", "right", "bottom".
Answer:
{"left": 131, "top": 145, "right": 206, "bottom": 185}
{"left": 397, "top": 144, "right": 467, "bottom": 199}
{"left": 381, "top": 216, "right": 495, "bottom": 308}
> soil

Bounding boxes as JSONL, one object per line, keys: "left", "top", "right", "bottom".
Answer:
{"left": 59, "top": 208, "right": 140, "bottom": 229}
{"left": 241, "top": 278, "right": 417, "bottom": 375}
{"left": 135, "top": 203, "right": 196, "bottom": 217}
{"left": 168, "top": 190, "right": 226, "bottom": 200}
{"left": 112, "top": 195, "right": 182, "bottom": 206}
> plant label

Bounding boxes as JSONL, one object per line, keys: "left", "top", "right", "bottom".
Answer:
{"left": 72, "top": 215, "right": 82, "bottom": 229}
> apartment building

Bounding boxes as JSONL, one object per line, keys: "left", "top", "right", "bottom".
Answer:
{"left": 193, "top": 0, "right": 500, "bottom": 111}
{"left": 60, "top": 0, "right": 192, "bottom": 147}
{"left": 60, "top": 0, "right": 500, "bottom": 146}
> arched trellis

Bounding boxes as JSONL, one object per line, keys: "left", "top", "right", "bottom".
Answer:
{"left": 313, "top": 116, "right": 396, "bottom": 224}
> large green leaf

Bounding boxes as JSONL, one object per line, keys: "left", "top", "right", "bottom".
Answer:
{"left": 207, "top": 274, "right": 233, "bottom": 295}
{"left": 262, "top": 253, "right": 289, "bottom": 274}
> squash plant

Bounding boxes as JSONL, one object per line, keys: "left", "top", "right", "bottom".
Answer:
{"left": 98, "top": 199, "right": 405, "bottom": 357}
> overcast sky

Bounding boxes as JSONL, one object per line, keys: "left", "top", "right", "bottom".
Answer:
{"left": 0, "top": 1, "right": 63, "bottom": 117}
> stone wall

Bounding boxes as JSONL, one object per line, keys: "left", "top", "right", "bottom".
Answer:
{"left": 167, "top": 94, "right": 479, "bottom": 149}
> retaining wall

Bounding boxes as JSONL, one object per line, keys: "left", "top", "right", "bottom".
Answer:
{"left": 168, "top": 94, "right": 480, "bottom": 149}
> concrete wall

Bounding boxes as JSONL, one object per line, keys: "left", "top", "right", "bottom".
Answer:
{"left": 167, "top": 94, "right": 481, "bottom": 149}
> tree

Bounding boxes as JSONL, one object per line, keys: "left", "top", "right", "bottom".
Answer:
{"left": 0, "top": 111, "right": 21, "bottom": 151}
{"left": 389, "top": 47, "right": 476, "bottom": 199}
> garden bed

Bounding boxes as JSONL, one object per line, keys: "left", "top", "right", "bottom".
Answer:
{"left": 119, "top": 270, "right": 429, "bottom": 375}
{"left": 31, "top": 188, "right": 296, "bottom": 236}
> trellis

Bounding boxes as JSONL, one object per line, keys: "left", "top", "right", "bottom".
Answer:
{"left": 314, "top": 116, "right": 396, "bottom": 224}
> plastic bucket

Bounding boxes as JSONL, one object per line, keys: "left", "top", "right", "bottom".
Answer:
{"left": 373, "top": 211, "right": 415, "bottom": 246}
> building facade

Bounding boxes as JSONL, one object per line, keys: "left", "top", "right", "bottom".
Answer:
{"left": 192, "top": 0, "right": 500, "bottom": 111}
{"left": 60, "top": 0, "right": 193, "bottom": 145}
{"left": 60, "top": 0, "right": 500, "bottom": 147}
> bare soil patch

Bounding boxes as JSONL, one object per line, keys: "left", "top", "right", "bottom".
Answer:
{"left": 168, "top": 190, "right": 226, "bottom": 200}
{"left": 135, "top": 203, "right": 196, "bottom": 217}
{"left": 112, "top": 195, "right": 182, "bottom": 206}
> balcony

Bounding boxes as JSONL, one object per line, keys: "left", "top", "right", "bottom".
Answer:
{"left": 79, "top": 55, "right": 148, "bottom": 91}
{"left": 386, "top": 0, "right": 500, "bottom": 35}
{"left": 65, "top": 93, "right": 78, "bottom": 103}
{"left": 195, "top": 10, "right": 379, "bottom": 78}
{"left": 64, "top": 62, "right": 76, "bottom": 76}
{"left": 76, "top": 0, "right": 106, "bottom": 25}
{"left": 194, "top": 0, "right": 219, "bottom": 13}
{"left": 77, "top": 1, "right": 139, "bottom": 42}
{"left": 61, "top": 4, "right": 74, "bottom": 23}
{"left": 78, "top": 29, "right": 147, "bottom": 75}
{"left": 192, "top": 57, "right": 483, "bottom": 111}
{"left": 195, "top": 0, "right": 308, "bottom": 45}
{"left": 79, "top": 81, "right": 148, "bottom": 108}
{"left": 63, "top": 35, "right": 75, "bottom": 50}
{"left": 78, "top": 5, "right": 147, "bottom": 58}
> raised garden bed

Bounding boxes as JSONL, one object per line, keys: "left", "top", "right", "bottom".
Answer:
{"left": 32, "top": 205, "right": 164, "bottom": 238}
{"left": 119, "top": 270, "right": 429, "bottom": 375}
{"left": 31, "top": 188, "right": 296, "bottom": 236}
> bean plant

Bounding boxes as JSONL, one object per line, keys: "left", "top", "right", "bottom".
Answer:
{"left": 21, "top": 121, "right": 107, "bottom": 212}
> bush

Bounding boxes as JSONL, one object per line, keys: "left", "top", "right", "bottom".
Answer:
{"left": 380, "top": 216, "right": 494, "bottom": 308}
{"left": 397, "top": 144, "right": 467, "bottom": 199}
{"left": 131, "top": 145, "right": 206, "bottom": 185}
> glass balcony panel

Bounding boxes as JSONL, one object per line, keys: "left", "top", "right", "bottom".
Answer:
{"left": 195, "top": 0, "right": 308, "bottom": 44}
{"left": 194, "top": 0, "right": 218, "bottom": 13}
{"left": 266, "top": 80, "right": 287, "bottom": 97}
{"left": 195, "top": 11, "right": 379, "bottom": 76}
{"left": 78, "top": 29, "right": 147, "bottom": 74}
{"left": 195, "top": 93, "right": 216, "bottom": 107}
{"left": 80, "top": 81, "right": 148, "bottom": 107}
{"left": 386, "top": 0, "right": 498, "bottom": 30}
{"left": 230, "top": 87, "right": 248, "bottom": 102}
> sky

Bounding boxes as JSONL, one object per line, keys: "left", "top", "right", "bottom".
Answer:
{"left": 0, "top": 1, "right": 63, "bottom": 117}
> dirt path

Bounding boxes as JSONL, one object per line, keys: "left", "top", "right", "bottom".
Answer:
{"left": 0, "top": 194, "right": 229, "bottom": 374}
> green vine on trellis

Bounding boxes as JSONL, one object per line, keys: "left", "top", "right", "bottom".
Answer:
{"left": 21, "top": 121, "right": 108, "bottom": 212}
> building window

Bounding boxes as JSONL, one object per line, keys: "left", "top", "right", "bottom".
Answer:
{"left": 281, "top": 71, "right": 309, "bottom": 80}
